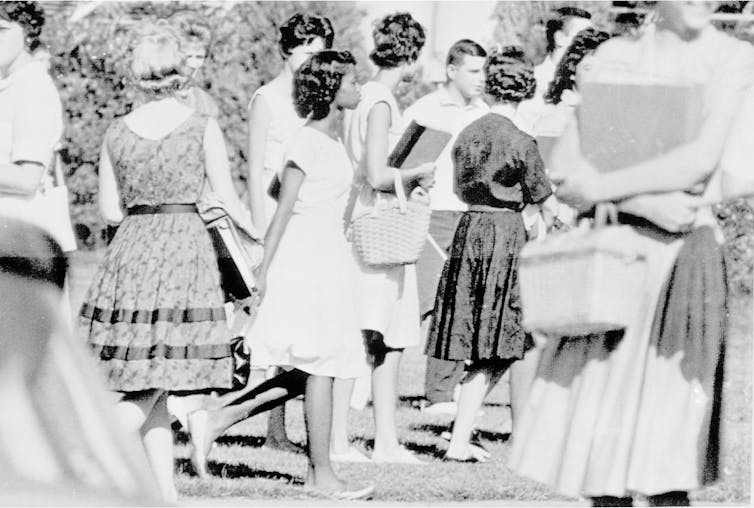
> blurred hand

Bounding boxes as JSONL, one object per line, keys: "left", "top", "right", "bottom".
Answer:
{"left": 551, "top": 163, "right": 601, "bottom": 211}
{"left": 415, "top": 162, "right": 436, "bottom": 189}
{"left": 620, "top": 192, "right": 702, "bottom": 232}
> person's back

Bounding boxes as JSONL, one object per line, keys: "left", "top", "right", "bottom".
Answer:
{"left": 107, "top": 100, "right": 207, "bottom": 208}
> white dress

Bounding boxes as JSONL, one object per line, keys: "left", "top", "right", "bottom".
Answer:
{"left": 249, "top": 126, "right": 369, "bottom": 379}
{"left": 344, "top": 81, "right": 421, "bottom": 349}
{"left": 248, "top": 83, "right": 306, "bottom": 223}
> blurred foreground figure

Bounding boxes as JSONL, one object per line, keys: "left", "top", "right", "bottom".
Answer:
{"left": 0, "top": 217, "right": 160, "bottom": 505}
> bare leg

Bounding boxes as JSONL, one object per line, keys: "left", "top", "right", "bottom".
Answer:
{"left": 365, "top": 328, "right": 412, "bottom": 457}
{"left": 190, "top": 369, "right": 307, "bottom": 462}
{"left": 304, "top": 374, "right": 344, "bottom": 491}
{"left": 330, "top": 377, "right": 356, "bottom": 454}
{"left": 445, "top": 363, "right": 506, "bottom": 460}
{"left": 265, "top": 367, "right": 299, "bottom": 452}
{"left": 116, "top": 389, "right": 162, "bottom": 437}
{"left": 141, "top": 391, "right": 177, "bottom": 503}
{"left": 509, "top": 348, "right": 540, "bottom": 435}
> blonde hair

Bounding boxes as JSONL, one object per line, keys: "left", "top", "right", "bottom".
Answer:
{"left": 130, "top": 20, "right": 189, "bottom": 95}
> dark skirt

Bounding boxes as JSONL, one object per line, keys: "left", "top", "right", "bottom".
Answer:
{"left": 510, "top": 224, "right": 727, "bottom": 496}
{"left": 425, "top": 210, "right": 533, "bottom": 362}
{"left": 639, "top": 224, "right": 726, "bottom": 487}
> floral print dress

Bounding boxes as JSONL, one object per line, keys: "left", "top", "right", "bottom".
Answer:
{"left": 80, "top": 112, "right": 235, "bottom": 392}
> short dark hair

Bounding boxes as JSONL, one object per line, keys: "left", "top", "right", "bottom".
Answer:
{"left": 293, "top": 50, "right": 356, "bottom": 120}
{"left": 544, "top": 27, "right": 610, "bottom": 105}
{"left": 370, "top": 12, "right": 426, "bottom": 69}
{"left": 279, "top": 13, "right": 335, "bottom": 59}
{"left": 446, "top": 39, "right": 487, "bottom": 67}
{"left": 484, "top": 46, "right": 535, "bottom": 103}
{"left": 0, "top": 1, "right": 45, "bottom": 52}
{"left": 545, "top": 6, "right": 592, "bottom": 54}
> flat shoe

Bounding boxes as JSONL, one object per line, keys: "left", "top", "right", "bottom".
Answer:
{"left": 371, "top": 446, "right": 424, "bottom": 464}
{"left": 305, "top": 483, "right": 375, "bottom": 500}
{"left": 186, "top": 409, "right": 213, "bottom": 478}
{"left": 333, "top": 483, "right": 375, "bottom": 500}
{"left": 442, "top": 453, "right": 482, "bottom": 463}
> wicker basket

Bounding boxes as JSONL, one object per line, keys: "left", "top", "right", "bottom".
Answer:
{"left": 351, "top": 172, "right": 431, "bottom": 267}
{"left": 518, "top": 204, "right": 648, "bottom": 336}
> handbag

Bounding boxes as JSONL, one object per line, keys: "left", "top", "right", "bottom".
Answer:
{"left": 518, "top": 203, "right": 649, "bottom": 336}
{"left": 350, "top": 170, "right": 431, "bottom": 267}
{"left": 230, "top": 335, "right": 250, "bottom": 389}
{"left": 29, "top": 150, "right": 77, "bottom": 252}
{"left": 197, "top": 183, "right": 264, "bottom": 302}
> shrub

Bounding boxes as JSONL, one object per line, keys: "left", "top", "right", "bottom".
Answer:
{"left": 42, "top": 1, "right": 368, "bottom": 247}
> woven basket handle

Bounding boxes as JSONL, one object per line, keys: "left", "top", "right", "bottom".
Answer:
{"left": 593, "top": 202, "right": 619, "bottom": 228}
{"left": 392, "top": 169, "right": 408, "bottom": 213}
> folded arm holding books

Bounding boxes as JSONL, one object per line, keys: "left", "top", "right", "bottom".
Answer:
{"left": 364, "top": 103, "right": 435, "bottom": 192}
{"left": 550, "top": 101, "right": 741, "bottom": 231}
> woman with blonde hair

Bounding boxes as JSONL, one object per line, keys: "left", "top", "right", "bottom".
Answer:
{"left": 167, "top": 9, "right": 219, "bottom": 118}
{"left": 79, "top": 21, "right": 248, "bottom": 502}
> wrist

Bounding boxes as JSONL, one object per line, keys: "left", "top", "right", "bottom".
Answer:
{"left": 588, "top": 174, "right": 611, "bottom": 203}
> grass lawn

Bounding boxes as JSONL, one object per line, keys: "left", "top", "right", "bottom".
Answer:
{"left": 68, "top": 250, "right": 751, "bottom": 505}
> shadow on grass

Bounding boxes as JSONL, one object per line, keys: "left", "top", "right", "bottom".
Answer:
{"left": 410, "top": 423, "right": 511, "bottom": 443}
{"left": 175, "top": 430, "right": 297, "bottom": 451}
{"left": 176, "top": 458, "right": 305, "bottom": 484}
{"left": 398, "top": 395, "right": 508, "bottom": 410}
{"left": 351, "top": 436, "right": 448, "bottom": 459}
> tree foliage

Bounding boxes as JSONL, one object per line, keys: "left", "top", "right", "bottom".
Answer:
{"left": 41, "top": 1, "right": 368, "bottom": 247}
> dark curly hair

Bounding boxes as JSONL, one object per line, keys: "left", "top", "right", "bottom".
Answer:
{"left": 545, "top": 6, "right": 592, "bottom": 54}
{"left": 484, "top": 46, "right": 535, "bottom": 104}
{"left": 369, "top": 12, "right": 426, "bottom": 69}
{"left": 0, "top": 1, "right": 45, "bottom": 52}
{"left": 293, "top": 50, "right": 356, "bottom": 120}
{"left": 544, "top": 28, "right": 610, "bottom": 105}
{"left": 279, "top": 13, "right": 335, "bottom": 59}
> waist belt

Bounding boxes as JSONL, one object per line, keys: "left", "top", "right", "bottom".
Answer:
{"left": 579, "top": 209, "right": 687, "bottom": 238}
{"left": 468, "top": 204, "right": 518, "bottom": 213}
{"left": 127, "top": 204, "right": 198, "bottom": 215}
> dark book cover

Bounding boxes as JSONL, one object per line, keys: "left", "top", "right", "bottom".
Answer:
{"left": 388, "top": 121, "right": 452, "bottom": 170}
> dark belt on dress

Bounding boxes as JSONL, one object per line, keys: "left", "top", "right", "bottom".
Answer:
{"left": 579, "top": 209, "right": 687, "bottom": 238}
{"left": 127, "top": 203, "right": 198, "bottom": 215}
{"left": 468, "top": 204, "right": 519, "bottom": 213}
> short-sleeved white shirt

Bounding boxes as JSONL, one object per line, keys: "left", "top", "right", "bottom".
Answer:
{"left": 0, "top": 60, "right": 62, "bottom": 166}
{"left": 0, "top": 60, "right": 64, "bottom": 237}
{"left": 402, "top": 85, "right": 488, "bottom": 211}
{"left": 282, "top": 126, "right": 353, "bottom": 219}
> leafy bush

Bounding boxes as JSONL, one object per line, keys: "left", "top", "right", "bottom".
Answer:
{"left": 41, "top": 1, "right": 368, "bottom": 247}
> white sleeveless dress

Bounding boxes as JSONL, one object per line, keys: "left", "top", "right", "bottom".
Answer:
{"left": 248, "top": 82, "right": 306, "bottom": 224}
{"left": 344, "top": 81, "right": 421, "bottom": 349}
